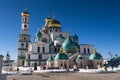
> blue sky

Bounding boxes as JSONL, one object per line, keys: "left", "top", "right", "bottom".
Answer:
{"left": 0, "top": 0, "right": 120, "bottom": 60}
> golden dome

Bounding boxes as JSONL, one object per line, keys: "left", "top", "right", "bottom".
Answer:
{"left": 48, "top": 18, "right": 61, "bottom": 27}
{"left": 45, "top": 16, "right": 52, "bottom": 23}
{"left": 21, "top": 9, "right": 30, "bottom": 17}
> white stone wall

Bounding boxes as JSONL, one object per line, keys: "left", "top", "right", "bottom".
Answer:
{"left": 28, "top": 42, "right": 49, "bottom": 53}
{"left": 30, "top": 54, "right": 38, "bottom": 60}
{"left": 54, "top": 39, "right": 64, "bottom": 46}
{"left": 50, "top": 32, "right": 69, "bottom": 41}
{"left": 80, "top": 44, "right": 93, "bottom": 54}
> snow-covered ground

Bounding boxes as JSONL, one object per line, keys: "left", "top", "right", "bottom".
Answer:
{"left": 2, "top": 66, "right": 120, "bottom": 75}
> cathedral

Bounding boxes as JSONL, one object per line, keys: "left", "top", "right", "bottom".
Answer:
{"left": 17, "top": 10, "right": 103, "bottom": 69}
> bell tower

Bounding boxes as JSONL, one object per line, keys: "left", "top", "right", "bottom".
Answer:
{"left": 17, "top": 9, "right": 31, "bottom": 66}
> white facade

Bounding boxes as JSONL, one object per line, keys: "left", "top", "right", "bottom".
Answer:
{"left": 18, "top": 10, "right": 94, "bottom": 67}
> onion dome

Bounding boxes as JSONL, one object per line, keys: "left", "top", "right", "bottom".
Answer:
{"left": 48, "top": 17, "right": 61, "bottom": 28}
{"left": 35, "top": 30, "right": 42, "bottom": 38}
{"left": 62, "top": 36, "right": 77, "bottom": 53}
{"left": 89, "top": 48, "right": 103, "bottom": 60}
{"left": 76, "top": 55, "right": 83, "bottom": 61}
{"left": 54, "top": 35, "right": 65, "bottom": 41}
{"left": 54, "top": 48, "right": 68, "bottom": 60}
{"left": 73, "top": 34, "right": 78, "bottom": 40}
{"left": 6, "top": 53, "right": 10, "bottom": 57}
{"left": 21, "top": 9, "right": 30, "bottom": 17}
{"left": 45, "top": 16, "right": 52, "bottom": 23}
{"left": 54, "top": 53, "right": 68, "bottom": 60}
{"left": 47, "top": 55, "right": 54, "bottom": 61}
{"left": 49, "top": 41, "right": 54, "bottom": 46}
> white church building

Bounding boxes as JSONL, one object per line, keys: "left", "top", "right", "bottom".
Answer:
{"left": 17, "top": 10, "right": 103, "bottom": 68}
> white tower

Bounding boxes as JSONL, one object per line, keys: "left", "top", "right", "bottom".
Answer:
{"left": 17, "top": 9, "right": 31, "bottom": 66}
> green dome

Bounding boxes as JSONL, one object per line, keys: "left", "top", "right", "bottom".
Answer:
{"left": 73, "top": 34, "right": 78, "bottom": 39}
{"left": 54, "top": 53, "right": 68, "bottom": 60}
{"left": 62, "top": 37, "right": 77, "bottom": 53}
{"left": 76, "top": 55, "right": 83, "bottom": 61}
{"left": 35, "top": 30, "right": 42, "bottom": 38}
{"left": 6, "top": 53, "right": 10, "bottom": 57}
{"left": 89, "top": 53, "right": 103, "bottom": 60}
{"left": 47, "top": 56, "right": 54, "bottom": 61}
{"left": 54, "top": 35, "right": 65, "bottom": 40}
{"left": 49, "top": 41, "right": 54, "bottom": 46}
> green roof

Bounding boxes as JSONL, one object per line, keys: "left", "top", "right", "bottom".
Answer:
{"left": 73, "top": 34, "right": 78, "bottom": 39}
{"left": 62, "top": 37, "right": 77, "bottom": 53}
{"left": 76, "top": 55, "right": 83, "bottom": 61}
{"left": 47, "top": 56, "right": 54, "bottom": 61}
{"left": 49, "top": 41, "right": 54, "bottom": 46}
{"left": 35, "top": 30, "right": 42, "bottom": 38}
{"left": 54, "top": 35, "right": 65, "bottom": 40}
{"left": 6, "top": 53, "right": 10, "bottom": 57}
{"left": 89, "top": 53, "right": 103, "bottom": 60}
{"left": 54, "top": 53, "right": 68, "bottom": 60}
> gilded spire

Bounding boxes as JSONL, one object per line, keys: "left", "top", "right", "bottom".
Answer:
{"left": 53, "top": 11, "right": 56, "bottom": 19}
{"left": 93, "top": 48, "right": 97, "bottom": 54}
{"left": 59, "top": 48, "right": 63, "bottom": 53}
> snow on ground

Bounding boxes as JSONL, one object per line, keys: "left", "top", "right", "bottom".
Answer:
{"left": 2, "top": 66, "right": 120, "bottom": 75}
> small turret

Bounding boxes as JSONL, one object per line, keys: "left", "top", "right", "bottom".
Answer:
{"left": 6, "top": 51, "right": 10, "bottom": 61}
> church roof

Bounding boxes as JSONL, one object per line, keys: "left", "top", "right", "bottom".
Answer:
{"left": 6, "top": 53, "right": 10, "bottom": 57}
{"left": 47, "top": 56, "right": 54, "bottom": 61}
{"left": 62, "top": 36, "right": 77, "bottom": 53}
{"left": 48, "top": 18, "right": 61, "bottom": 28}
{"left": 54, "top": 35, "right": 65, "bottom": 40}
{"left": 54, "top": 53, "right": 68, "bottom": 60}
{"left": 76, "top": 55, "right": 83, "bottom": 61}
{"left": 73, "top": 34, "right": 78, "bottom": 39}
{"left": 89, "top": 49, "right": 103, "bottom": 60}
{"left": 35, "top": 30, "right": 42, "bottom": 38}
{"left": 49, "top": 41, "right": 54, "bottom": 46}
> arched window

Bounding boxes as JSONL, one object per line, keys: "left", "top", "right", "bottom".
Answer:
{"left": 25, "top": 17, "right": 27, "bottom": 22}
{"left": 42, "top": 47, "right": 45, "bottom": 53}
{"left": 61, "top": 63, "right": 63, "bottom": 67}
{"left": 26, "top": 43, "right": 28, "bottom": 48}
{"left": 21, "top": 43, "right": 24, "bottom": 47}
{"left": 88, "top": 48, "right": 90, "bottom": 53}
{"left": 24, "top": 25, "right": 27, "bottom": 28}
{"left": 38, "top": 47, "right": 40, "bottom": 52}
{"left": 84, "top": 48, "right": 86, "bottom": 54}
{"left": 64, "top": 63, "right": 67, "bottom": 68}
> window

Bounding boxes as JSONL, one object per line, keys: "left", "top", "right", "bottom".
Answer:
{"left": 21, "top": 43, "right": 24, "bottom": 47}
{"left": 38, "top": 47, "right": 40, "bottom": 52}
{"left": 25, "top": 17, "right": 27, "bottom": 22}
{"left": 84, "top": 48, "right": 86, "bottom": 54}
{"left": 24, "top": 25, "right": 27, "bottom": 28}
{"left": 28, "top": 55, "right": 30, "bottom": 59}
{"left": 60, "top": 63, "right": 63, "bottom": 67}
{"left": 88, "top": 48, "right": 90, "bottom": 53}
{"left": 55, "top": 48, "right": 57, "bottom": 53}
{"left": 42, "top": 47, "right": 45, "bottom": 53}
{"left": 26, "top": 43, "right": 28, "bottom": 48}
